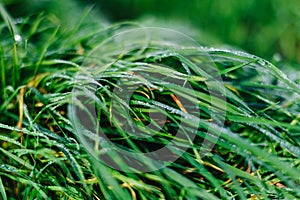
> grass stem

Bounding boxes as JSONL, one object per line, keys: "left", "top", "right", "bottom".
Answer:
{"left": 0, "top": 44, "right": 5, "bottom": 99}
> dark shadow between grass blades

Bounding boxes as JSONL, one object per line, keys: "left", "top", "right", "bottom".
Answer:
{"left": 69, "top": 27, "right": 227, "bottom": 172}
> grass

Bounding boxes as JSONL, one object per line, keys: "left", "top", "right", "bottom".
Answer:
{"left": 1, "top": 2, "right": 300, "bottom": 200}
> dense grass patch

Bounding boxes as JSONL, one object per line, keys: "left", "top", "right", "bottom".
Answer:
{"left": 0, "top": 2, "right": 300, "bottom": 200}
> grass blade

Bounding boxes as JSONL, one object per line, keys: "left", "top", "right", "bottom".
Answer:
{"left": 0, "top": 176, "right": 7, "bottom": 200}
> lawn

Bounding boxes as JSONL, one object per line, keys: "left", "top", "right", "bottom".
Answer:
{"left": 1, "top": 0, "right": 300, "bottom": 199}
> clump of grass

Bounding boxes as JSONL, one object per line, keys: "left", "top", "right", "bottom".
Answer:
{"left": 0, "top": 3, "right": 300, "bottom": 200}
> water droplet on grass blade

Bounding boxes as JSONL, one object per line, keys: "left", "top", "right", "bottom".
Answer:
{"left": 258, "top": 60, "right": 266, "bottom": 66}
{"left": 14, "top": 34, "right": 22, "bottom": 43}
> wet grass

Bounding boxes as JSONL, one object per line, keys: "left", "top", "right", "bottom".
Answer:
{"left": 0, "top": 2, "right": 300, "bottom": 200}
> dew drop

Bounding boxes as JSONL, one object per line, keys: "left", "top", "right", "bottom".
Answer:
{"left": 14, "top": 34, "right": 22, "bottom": 43}
{"left": 258, "top": 60, "right": 266, "bottom": 66}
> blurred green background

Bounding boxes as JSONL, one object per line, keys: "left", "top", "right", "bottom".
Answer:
{"left": 3, "top": 0, "right": 300, "bottom": 65}
{"left": 93, "top": 0, "right": 300, "bottom": 65}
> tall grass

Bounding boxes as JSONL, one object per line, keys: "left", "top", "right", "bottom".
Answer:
{"left": 0, "top": 3, "right": 300, "bottom": 200}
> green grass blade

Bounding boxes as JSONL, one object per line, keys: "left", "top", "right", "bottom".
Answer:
{"left": 34, "top": 26, "right": 60, "bottom": 75}
{"left": 0, "top": 176, "right": 7, "bottom": 200}
{"left": 0, "top": 44, "right": 5, "bottom": 99}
